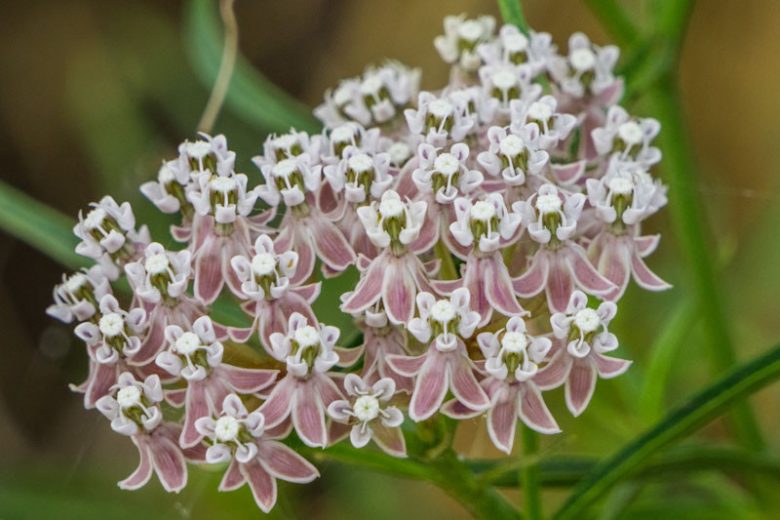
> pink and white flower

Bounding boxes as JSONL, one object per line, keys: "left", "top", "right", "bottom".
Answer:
{"left": 510, "top": 95, "right": 578, "bottom": 151}
{"left": 434, "top": 14, "right": 496, "bottom": 72}
{"left": 195, "top": 394, "right": 318, "bottom": 512}
{"left": 47, "top": 266, "right": 111, "bottom": 323}
{"left": 535, "top": 291, "right": 631, "bottom": 416}
{"left": 405, "top": 92, "right": 475, "bottom": 147}
{"left": 548, "top": 32, "right": 620, "bottom": 99}
{"left": 477, "top": 125, "right": 549, "bottom": 187}
{"left": 591, "top": 106, "right": 661, "bottom": 168}
{"left": 477, "top": 25, "right": 554, "bottom": 74}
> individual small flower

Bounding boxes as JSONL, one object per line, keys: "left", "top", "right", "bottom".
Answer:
{"left": 548, "top": 32, "right": 620, "bottom": 99}
{"left": 405, "top": 92, "right": 475, "bottom": 147}
{"left": 477, "top": 125, "right": 549, "bottom": 187}
{"left": 195, "top": 394, "right": 318, "bottom": 513}
{"left": 256, "top": 129, "right": 323, "bottom": 167}
{"left": 178, "top": 132, "right": 237, "bottom": 177}
{"left": 586, "top": 162, "right": 668, "bottom": 228}
{"left": 328, "top": 375, "right": 406, "bottom": 457}
{"left": 439, "top": 194, "right": 525, "bottom": 324}
{"left": 412, "top": 143, "right": 483, "bottom": 205}
{"left": 324, "top": 146, "right": 393, "bottom": 205}
{"left": 228, "top": 234, "right": 320, "bottom": 352}
{"left": 260, "top": 313, "right": 348, "bottom": 447}
{"left": 156, "top": 316, "right": 278, "bottom": 447}
{"left": 140, "top": 159, "right": 194, "bottom": 218}
{"left": 189, "top": 170, "right": 261, "bottom": 226}
{"left": 443, "top": 316, "right": 559, "bottom": 453}
{"left": 512, "top": 183, "right": 614, "bottom": 312}
{"left": 73, "top": 196, "right": 150, "bottom": 280}
{"left": 257, "top": 152, "right": 322, "bottom": 208}
{"left": 125, "top": 242, "right": 192, "bottom": 304}
{"left": 477, "top": 25, "right": 553, "bottom": 74}
{"left": 510, "top": 95, "right": 578, "bottom": 151}
{"left": 479, "top": 63, "right": 541, "bottom": 116}
{"left": 591, "top": 106, "right": 661, "bottom": 168}
{"left": 387, "top": 289, "right": 489, "bottom": 421}
{"left": 47, "top": 265, "right": 111, "bottom": 323}
{"left": 95, "top": 372, "right": 188, "bottom": 492}
{"left": 535, "top": 291, "right": 631, "bottom": 416}
{"left": 434, "top": 14, "right": 496, "bottom": 72}
{"left": 342, "top": 191, "right": 436, "bottom": 324}
{"left": 322, "top": 123, "right": 383, "bottom": 162}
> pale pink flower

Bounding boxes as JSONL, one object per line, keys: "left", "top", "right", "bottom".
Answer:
{"left": 477, "top": 25, "right": 554, "bottom": 74}
{"left": 328, "top": 374, "right": 406, "bottom": 457}
{"left": 255, "top": 130, "right": 323, "bottom": 169}
{"left": 195, "top": 394, "right": 318, "bottom": 512}
{"left": 548, "top": 32, "right": 620, "bottom": 99}
{"left": 479, "top": 63, "right": 541, "bottom": 116}
{"left": 477, "top": 125, "right": 549, "bottom": 187}
{"left": 510, "top": 95, "right": 577, "bottom": 151}
{"left": 591, "top": 106, "right": 661, "bottom": 168}
{"left": 47, "top": 265, "right": 111, "bottom": 323}
{"left": 434, "top": 14, "right": 496, "bottom": 72}
{"left": 387, "top": 289, "right": 489, "bottom": 421}
{"left": 140, "top": 159, "right": 194, "bottom": 219}
{"left": 535, "top": 291, "right": 631, "bottom": 416}
{"left": 405, "top": 92, "right": 475, "bottom": 147}
{"left": 156, "top": 316, "right": 277, "bottom": 447}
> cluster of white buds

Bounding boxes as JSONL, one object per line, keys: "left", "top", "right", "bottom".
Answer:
{"left": 50, "top": 14, "right": 670, "bottom": 512}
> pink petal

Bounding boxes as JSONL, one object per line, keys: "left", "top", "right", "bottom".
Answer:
{"left": 293, "top": 380, "right": 327, "bottom": 447}
{"left": 221, "top": 365, "right": 278, "bottom": 393}
{"left": 334, "top": 346, "right": 364, "bottom": 367}
{"left": 240, "top": 459, "right": 278, "bottom": 513}
{"left": 228, "top": 326, "right": 255, "bottom": 344}
{"left": 566, "top": 244, "right": 614, "bottom": 295}
{"left": 634, "top": 234, "right": 660, "bottom": 257}
{"left": 328, "top": 420, "right": 352, "bottom": 445}
{"left": 180, "top": 382, "right": 209, "bottom": 448}
{"left": 631, "top": 251, "right": 672, "bottom": 291}
{"left": 341, "top": 256, "right": 385, "bottom": 313}
{"left": 394, "top": 159, "right": 419, "bottom": 198}
{"left": 519, "top": 385, "right": 560, "bottom": 434}
{"left": 533, "top": 350, "right": 572, "bottom": 390}
{"left": 85, "top": 362, "right": 117, "bottom": 408}
{"left": 593, "top": 353, "right": 632, "bottom": 378}
{"left": 566, "top": 360, "right": 597, "bottom": 416}
{"left": 484, "top": 255, "right": 525, "bottom": 317}
{"left": 311, "top": 218, "right": 356, "bottom": 271}
{"left": 165, "top": 388, "right": 187, "bottom": 407}
{"left": 259, "top": 375, "right": 296, "bottom": 427}
{"left": 449, "top": 358, "right": 490, "bottom": 411}
{"left": 382, "top": 259, "right": 416, "bottom": 325}
{"left": 148, "top": 433, "right": 188, "bottom": 492}
{"left": 371, "top": 423, "right": 407, "bottom": 458}
{"left": 409, "top": 353, "right": 449, "bottom": 421}
{"left": 288, "top": 232, "right": 315, "bottom": 286}
{"left": 292, "top": 283, "right": 320, "bottom": 303}
{"left": 464, "top": 257, "right": 491, "bottom": 325}
{"left": 195, "top": 237, "right": 225, "bottom": 304}
{"left": 550, "top": 160, "right": 585, "bottom": 185}
{"left": 546, "top": 254, "right": 575, "bottom": 314}
{"left": 441, "top": 398, "right": 483, "bottom": 419}
{"left": 386, "top": 354, "right": 427, "bottom": 377}
{"left": 410, "top": 215, "right": 439, "bottom": 254}
{"left": 118, "top": 438, "right": 153, "bottom": 490}
{"left": 513, "top": 252, "right": 549, "bottom": 297}
{"left": 131, "top": 312, "right": 166, "bottom": 365}
{"left": 598, "top": 237, "right": 631, "bottom": 301}
{"left": 219, "top": 459, "right": 246, "bottom": 491}
{"left": 431, "top": 278, "right": 463, "bottom": 295}
{"left": 258, "top": 440, "right": 319, "bottom": 483}
{"left": 314, "top": 374, "right": 347, "bottom": 407}
{"left": 487, "top": 390, "right": 518, "bottom": 454}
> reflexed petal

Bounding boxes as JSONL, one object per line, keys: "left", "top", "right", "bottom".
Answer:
{"left": 513, "top": 252, "right": 548, "bottom": 297}
{"left": 341, "top": 256, "right": 385, "bottom": 313}
{"left": 118, "top": 439, "right": 153, "bottom": 490}
{"left": 409, "top": 354, "right": 449, "bottom": 421}
{"left": 219, "top": 459, "right": 245, "bottom": 491}
{"left": 85, "top": 363, "right": 117, "bottom": 408}
{"left": 518, "top": 385, "right": 560, "bottom": 434}
{"left": 180, "top": 382, "right": 209, "bottom": 448}
{"left": 593, "top": 353, "right": 632, "bottom": 378}
{"left": 450, "top": 359, "right": 490, "bottom": 411}
{"left": 565, "top": 360, "right": 597, "bottom": 416}
{"left": 148, "top": 433, "right": 187, "bottom": 493}
{"left": 382, "top": 260, "right": 416, "bottom": 324}
{"left": 221, "top": 365, "right": 277, "bottom": 393}
{"left": 195, "top": 238, "right": 224, "bottom": 304}
{"left": 567, "top": 245, "right": 613, "bottom": 295}
{"left": 631, "top": 252, "right": 672, "bottom": 291}
{"left": 440, "top": 399, "right": 483, "bottom": 419}
{"left": 371, "top": 422, "right": 407, "bottom": 458}
{"left": 546, "top": 255, "right": 574, "bottom": 313}
{"left": 484, "top": 256, "right": 525, "bottom": 317}
{"left": 258, "top": 440, "right": 319, "bottom": 483}
{"left": 597, "top": 238, "right": 631, "bottom": 301}
{"left": 487, "top": 391, "right": 518, "bottom": 454}
{"left": 311, "top": 218, "right": 356, "bottom": 271}
{"left": 533, "top": 351, "right": 572, "bottom": 390}
{"left": 292, "top": 381, "right": 327, "bottom": 447}
{"left": 259, "top": 375, "right": 296, "bottom": 427}
{"left": 240, "top": 459, "right": 277, "bottom": 513}
{"left": 386, "top": 354, "right": 427, "bottom": 377}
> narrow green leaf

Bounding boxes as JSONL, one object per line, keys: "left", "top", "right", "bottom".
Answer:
{"left": 185, "top": 0, "right": 319, "bottom": 133}
{"left": 553, "top": 342, "right": 780, "bottom": 519}
{"left": 497, "top": 0, "right": 529, "bottom": 33}
{"left": 0, "top": 180, "right": 83, "bottom": 269}
{"left": 585, "top": 0, "right": 641, "bottom": 47}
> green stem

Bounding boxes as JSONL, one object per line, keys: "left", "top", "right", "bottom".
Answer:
{"left": 435, "top": 240, "right": 458, "bottom": 280}
{"left": 196, "top": 0, "right": 238, "bottom": 133}
{"left": 497, "top": 0, "right": 529, "bottom": 33}
{"left": 521, "top": 426, "right": 543, "bottom": 520}
{"left": 584, "top": 0, "right": 640, "bottom": 47}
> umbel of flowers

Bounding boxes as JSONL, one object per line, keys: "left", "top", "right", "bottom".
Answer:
{"left": 48, "top": 14, "right": 669, "bottom": 513}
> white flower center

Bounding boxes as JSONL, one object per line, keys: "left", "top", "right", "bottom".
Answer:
{"left": 503, "top": 32, "right": 529, "bottom": 53}
{"left": 348, "top": 153, "right": 374, "bottom": 173}
{"left": 430, "top": 300, "right": 456, "bottom": 323}
{"left": 294, "top": 325, "right": 320, "bottom": 348}
{"left": 211, "top": 176, "right": 237, "bottom": 193}
{"left": 379, "top": 197, "right": 404, "bottom": 218}
{"left": 64, "top": 273, "right": 88, "bottom": 293}
{"left": 428, "top": 99, "right": 454, "bottom": 119}
{"left": 214, "top": 416, "right": 241, "bottom": 442}
{"left": 570, "top": 48, "right": 596, "bottom": 72}
{"left": 185, "top": 141, "right": 211, "bottom": 160}
{"left": 99, "top": 313, "right": 124, "bottom": 337}
{"left": 608, "top": 176, "right": 634, "bottom": 195}
{"left": 175, "top": 332, "right": 202, "bottom": 355}
{"left": 272, "top": 159, "right": 297, "bottom": 179}
{"left": 618, "top": 121, "right": 643, "bottom": 145}
{"left": 353, "top": 395, "right": 380, "bottom": 422}
{"left": 502, "top": 331, "right": 527, "bottom": 354}
{"left": 499, "top": 134, "right": 525, "bottom": 156}
{"left": 330, "top": 125, "right": 355, "bottom": 144}
{"left": 360, "top": 75, "right": 383, "bottom": 96}
{"left": 471, "top": 200, "right": 496, "bottom": 221}
{"left": 251, "top": 253, "right": 277, "bottom": 277}
{"left": 272, "top": 134, "right": 298, "bottom": 151}
{"left": 333, "top": 84, "right": 353, "bottom": 106}
{"left": 536, "top": 193, "right": 562, "bottom": 214}
{"left": 434, "top": 153, "right": 460, "bottom": 176}
{"left": 457, "top": 20, "right": 484, "bottom": 42}
{"left": 491, "top": 68, "right": 517, "bottom": 91}
{"left": 574, "top": 308, "right": 601, "bottom": 333}
{"left": 387, "top": 142, "right": 411, "bottom": 164}
{"left": 528, "top": 101, "right": 553, "bottom": 121}
{"left": 145, "top": 253, "right": 169, "bottom": 275}
{"left": 117, "top": 385, "right": 142, "bottom": 409}
{"left": 83, "top": 207, "right": 107, "bottom": 230}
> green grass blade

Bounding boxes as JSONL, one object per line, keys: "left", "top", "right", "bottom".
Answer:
{"left": 185, "top": 0, "right": 319, "bottom": 133}
{"left": 497, "top": 0, "right": 529, "bottom": 32}
{"left": 0, "top": 180, "right": 83, "bottom": 269}
{"left": 553, "top": 342, "right": 780, "bottom": 519}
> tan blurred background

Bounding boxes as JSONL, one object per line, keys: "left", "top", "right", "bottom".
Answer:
{"left": 1, "top": 0, "right": 779, "bottom": 518}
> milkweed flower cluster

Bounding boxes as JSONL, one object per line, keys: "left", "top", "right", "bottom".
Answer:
{"left": 48, "top": 15, "right": 669, "bottom": 511}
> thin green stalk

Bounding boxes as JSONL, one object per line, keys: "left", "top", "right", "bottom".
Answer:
{"left": 584, "top": 0, "right": 640, "bottom": 47}
{"left": 435, "top": 240, "right": 458, "bottom": 280}
{"left": 497, "top": 0, "right": 529, "bottom": 33}
{"left": 521, "top": 426, "right": 543, "bottom": 520}
{"left": 196, "top": 0, "right": 238, "bottom": 133}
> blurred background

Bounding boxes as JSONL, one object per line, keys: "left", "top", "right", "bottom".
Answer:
{"left": 1, "top": 0, "right": 779, "bottom": 518}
